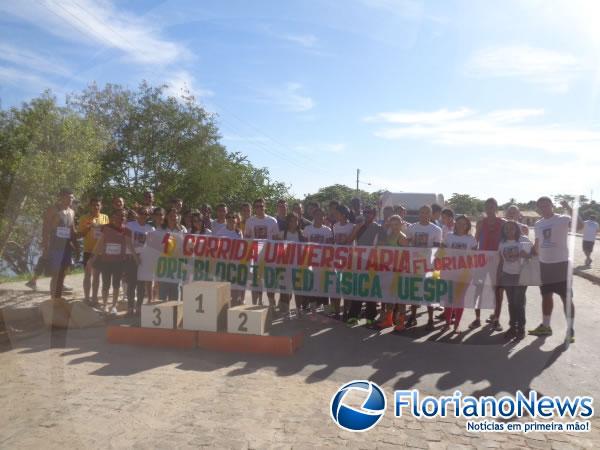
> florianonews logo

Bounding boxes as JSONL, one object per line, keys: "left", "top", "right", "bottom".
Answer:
{"left": 330, "top": 380, "right": 387, "bottom": 432}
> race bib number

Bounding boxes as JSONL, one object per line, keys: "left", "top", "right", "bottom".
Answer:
{"left": 105, "top": 243, "right": 122, "bottom": 255}
{"left": 56, "top": 227, "right": 70, "bottom": 239}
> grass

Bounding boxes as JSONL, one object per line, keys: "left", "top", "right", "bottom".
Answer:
{"left": 0, "top": 267, "right": 84, "bottom": 285}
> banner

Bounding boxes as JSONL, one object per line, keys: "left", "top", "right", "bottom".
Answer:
{"left": 138, "top": 231, "right": 503, "bottom": 309}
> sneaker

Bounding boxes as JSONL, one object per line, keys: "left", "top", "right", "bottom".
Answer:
{"left": 63, "top": 284, "right": 73, "bottom": 292}
{"left": 485, "top": 314, "right": 495, "bottom": 324}
{"left": 346, "top": 317, "right": 359, "bottom": 326}
{"left": 491, "top": 320, "right": 503, "bottom": 332}
{"left": 394, "top": 322, "right": 406, "bottom": 333}
{"left": 25, "top": 280, "right": 37, "bottom": 290}
{"left": 504, "top": 327, "right": 516, "bottom": 340}
{"left": 110, "top": 306, "right": 118, "bottom": 315}
{"left": 377, "top": 312, "right": 394, "bottom": 329}
{"left": 565, "top": 329, "right": 575, "bottom": 344}
{"left": 425, "top": 320, "right": 435, "bottom": 331}
{"left": 468, "top": 319, "right": 481, "bottom": 330}
{"left": 365, "top": 319, "right": 375, "bottom": 328}
{"left": 528, "top": 324, "right": 553, "bottom": 336}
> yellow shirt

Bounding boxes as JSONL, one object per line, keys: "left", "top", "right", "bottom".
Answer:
{"left": 79, "top": 213, "right": 109, "bottom": 252}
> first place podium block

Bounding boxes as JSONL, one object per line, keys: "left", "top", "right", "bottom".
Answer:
{"left": 227, "top": 305, "right": 271, "bottom": 336}
{"left": 141, "top": 301, "right": 183, "bottom": 329}
{"left": 182, "top": 281, "right": 231, "bottom": 332}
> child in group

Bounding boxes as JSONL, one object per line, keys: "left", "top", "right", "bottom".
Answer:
{"left": 214, "top": 212, "right": 244, "bottom": 304}
{"left": 442, "top": 215, "right": 478, "bottom": 333}
{"left": 190, "top": 211, "right": 211, "bottom": 234}
{"left": 303, "top": 207, "right": 334, "bottom": 312}
{"left": 406, "top": 205, "right": 442, "bottom": 330}
{"left": 159, "top": 208, "right": 187, "bottom": 301}
{"left": 90, "top": 209, "right": 138, "bottom": 314}
{"left": 498, "top": 220, "right": 533, "bottom": 341}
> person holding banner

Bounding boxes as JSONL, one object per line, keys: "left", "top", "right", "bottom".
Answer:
{"left": 346, "top": 205, "right": 387, "bottom": 327}
{"left": 376, "top": 215, "right": 408, "bottom": 330}
{"left": 158, "top": 208, "right": 187, "bottom": 301}
{"left": 125, "top": 206, "right": 155, "bottom": 316}
{"left": 529, "top": 198, "right": 582, "bottom": 344}
{"left": 303, "top": 207, "right": 334, "bottom": 312}
{"left": 441, "top": 215, "right": 478, "bottom": 333}
{"left": 406, "top": 205, "right": 442, "bottom": 330}
{"left": 497, "top": 220, "right": 532, "bottom": 341}
{"left": 78, "top": 197, "right": 109, "bottom": 306}
{"left": 332, "top": 205, "right": 355, "bottom": 319}
{"left": 90, "top": 209, "right": 138, "bottom": 314}
{"left": 211, "top": 203, "right": 228, "bottom": 234}
{"left": 244, "top": 198, "right": 280, "bottom": 308}
{"left": 279, "top": 212, "right": 304, "bottom": 316}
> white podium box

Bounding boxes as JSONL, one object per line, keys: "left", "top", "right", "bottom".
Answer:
{"left": 227, "top": 305, "right": 271, "bottom": 336}
{"left": 182, "top": 281, "right": 231, "bottom": 332}
{"left": 141, "top": 301, "right": 183, "bottom": 329}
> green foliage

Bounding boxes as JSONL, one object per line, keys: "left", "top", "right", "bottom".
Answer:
{"left": 0, "top": 92, "right": 106, "bottom": 271}
{"left": 67, "top": 82, "right": 288, "bottom": 212}
{"left": 303, "top": 184, "right": 380, "bottom": 208}
{"left": 446, "top": 193, "right": 485, "bottom": 216}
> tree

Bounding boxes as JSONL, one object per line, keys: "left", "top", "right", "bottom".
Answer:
{"left": 303, "top": 184, "right": 380, "bottom": 208}
{"left": 68, "top": 82, "right": 288, "bottom": 211}
{"left": 446, "top": 193, "right": 485, "bottom": 216}
{"left": 0, "top": 92, "right": 106, "bottom": 272}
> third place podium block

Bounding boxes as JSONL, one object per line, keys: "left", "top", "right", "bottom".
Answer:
{"left": 141, "top": 301, "right": 183, "bottom": 329}
{"left": 182, "top": 281, "right": 231, "bottom": 332}
{"left": 227, "top": 305, "right": 271, "bottom": 336}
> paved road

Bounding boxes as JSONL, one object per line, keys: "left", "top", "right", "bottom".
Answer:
{"left": 1, "top": 273, "right": 599, "bottom": 448}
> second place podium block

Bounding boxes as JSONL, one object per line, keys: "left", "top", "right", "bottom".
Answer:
{"left": 227, "top": 305, "right": 271, "bottom": 336}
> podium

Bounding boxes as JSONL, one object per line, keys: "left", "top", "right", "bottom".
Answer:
{"left": 182, "top": 281, "right": 231, "bottom": 332}
{"left": 227, "top": 305, "right": 271, "bottom": 336}
{"left": 141, "top": 301, "right": 183, "bottom": 329}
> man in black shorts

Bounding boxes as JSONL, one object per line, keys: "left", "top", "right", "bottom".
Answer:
{"left": 529, "top": 197, "right": 582, "bottom": 343}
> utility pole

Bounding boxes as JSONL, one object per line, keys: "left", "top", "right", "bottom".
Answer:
{"left": 356, "top": 169, "right": 360, "bottom": 193}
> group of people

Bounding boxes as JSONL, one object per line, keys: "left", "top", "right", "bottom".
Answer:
{"left": 31, "top": 188, "right": 598, "bottom": 345}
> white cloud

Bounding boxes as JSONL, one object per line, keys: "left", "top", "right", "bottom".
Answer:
{"left": 164, "top": 70, "right": 214, "bottom": 100}
{"left": 0, "top": 65, "right": 61, "bottom": 92}
{"left": 367, "top": 107, "right": 600, "bottom": 157}
{"left": 281, "top": 33, "right": 318, "bottom": 48}
{"left": 365, "top": 108, "right": 474, "bottom": 124}
{"left": 258, "top": 83, "right": 314, "bottom": 112}
{"left": 0, "top": 0, "right": 187, "bottom": 65}
{"left": 465, "top": 45, "right": 585, "bottom": 93}
{"left": 0, "top": 43, "right": 71, "bottom": 77}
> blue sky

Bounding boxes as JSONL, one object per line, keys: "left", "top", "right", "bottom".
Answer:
{"left": 1, "top": 0, "right": 600, "bottom": 204}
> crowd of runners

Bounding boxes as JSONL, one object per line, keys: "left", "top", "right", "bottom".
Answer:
{"left": 29, "top": 188, "right": 600, "bottom": 345}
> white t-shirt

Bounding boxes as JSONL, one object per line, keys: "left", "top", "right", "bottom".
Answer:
{"left": 444, "top": 233, "right": 477, "bottom": 250}
{"left": 407, "top": 222, "right": 442, "bottom": 248}
{"left": 333, "top": 222, "right": 355, "bottom": 244}
{"left": 583, "top": 220, "right": 599, "bottom": 242}
{"left": 303, "top": 224, "right": 333, "bottom": 243}
{"left": 441, "top": 224, "right": 453, "bottom": 241}
{"left": 214, "top": 227, "right": 241, "bottom": 239}
{"left": 534, "top": 214, "right": 570, "bottom": 263}
{"left": 499, "top": 238, "right": 533, "bottom": 275}
{"left": 126, "top": 221, "right": 155, "bottom": 253}
{"left": 211, "top": 219, "right": 227, "bottom": 235}
{"left": 244, "top": 215, "right": 279, "bottom": 240}
{"left": 282, "top": 230, "right": 303, "bottom": 242}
